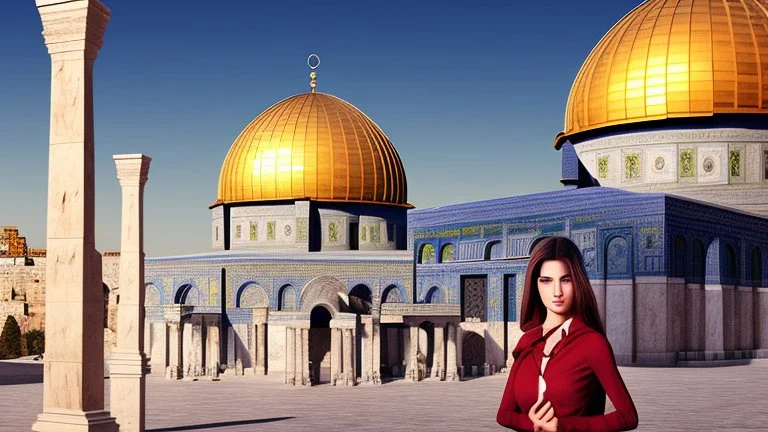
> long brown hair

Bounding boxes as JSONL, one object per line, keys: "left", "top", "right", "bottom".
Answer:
{"left": 520, "top": 236, "right": 605, "bottom": 336}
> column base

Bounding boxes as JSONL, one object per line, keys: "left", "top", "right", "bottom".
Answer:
{"left": 33, "top": 410, "right": 118, "bottom": 432}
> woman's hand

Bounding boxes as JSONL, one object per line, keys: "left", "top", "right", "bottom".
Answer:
{"left": 528, "top": 399, "right": 559, "bottom": 432}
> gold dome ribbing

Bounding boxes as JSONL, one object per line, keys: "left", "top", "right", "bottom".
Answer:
{"left": 216, "top": 92, "right": 409, "bottom": 206}
{"left": 557, "top": 0, "right": 768, "bottom": 148}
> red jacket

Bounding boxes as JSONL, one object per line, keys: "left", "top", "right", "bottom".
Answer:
{"left": 497, "top": 316, "right": 639, "bottom": 431}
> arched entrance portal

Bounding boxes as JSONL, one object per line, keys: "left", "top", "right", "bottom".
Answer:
{"left": 462, "top": 332, "right": 485, "bottom": 376}
{"left": 309, "top": 306, "right": 332, "bottom": 384}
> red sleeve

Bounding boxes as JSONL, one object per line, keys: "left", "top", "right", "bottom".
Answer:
{"left": 496, "top": 337, "right": 535, "bottom": 431}
{"left": 558, "top": 335, "right": 639, "bottom": 432}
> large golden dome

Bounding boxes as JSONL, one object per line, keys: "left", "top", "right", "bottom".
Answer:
{"left": 556, "top": 0, "right": 768, "bottom": 148}
{"left": 216, "top": 92, "right": 409, "bottom": 207}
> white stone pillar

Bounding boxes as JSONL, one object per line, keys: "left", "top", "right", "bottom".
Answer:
{"left": 285, "top": 327, "right": 295, "bottom": 384}
{"left": 343, "top": 328, "right": 354, "bottom": 386}
{"left": 302, "top": 328, "right": 309, "bottom": 385}
{"left": 433, "top": 324, "right": 444, "bottom": 379}
{"left": 255, "top": 323, "right": 265, "bottom": 375}
{"left": 330, "top": 328, "right": 340, "bottom": 384}
{"left": 167, "top": 322, "right": 180, "bottom": 379}
{"left": 372, "top": 319, "right": 381, "bottom": 383}
{"left": 207, "top": 323, "right": 219, "bottom": 373}
{"left": 409, "top": 325, "right": 419, "bottom": 381}
{"left": 756, "top": 288, "right": 768, "bottom": 351}
{"left": 294, "top": 326, "right": 304, "bottom": 386}
{"left": 33, "top": 1, "right": 117, "bottom": 430}
{"left": 705, "top": 284, "right": 725, "bottom": 360}
{"left": 109, "top": 154, "right": 151, "bottom": 432}
{"left": 447, "top": 323, "right": 457, "bottom": 381}
{"left": 182, "top": 322, "right": 193, "bottom": 376}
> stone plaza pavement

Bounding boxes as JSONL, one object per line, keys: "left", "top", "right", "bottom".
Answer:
{"left": 1, "top": 360, "right": 767, "bottom": 431}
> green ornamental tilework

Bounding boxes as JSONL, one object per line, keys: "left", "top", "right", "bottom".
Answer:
{"left": 250, "top": 221, "right": 258, "bottom": 241}
{"left": 370, "top": 225, "right": 380, "bottom": 242}
{"left": 361, "top": 226, "right": 367, "bottom": 241}
{"left": 235, "top": 224, "right": 242, "bottom": 239}
{"left": 598, "top": 156, "right": 608, "bottom": 179}
{"left": 421, "top": 244, "right": 435, "bottom": 264}
{"left": 441, "top": 244, "right": 455, "bottom": 262}
{"left": 680, "top": 149, "right": 695, "bottom": 177}
{"left": 624, "top": 153, "right": 640, "bottom": 179}
{"left": 729, "top": 150, "right": 740, "bottom": 177}
{"left": 296, "top": 217, "right": 308, "bottom": 242}
{"left": 267, "top": 221, "right": 276, "bottom": 240}
{"left": 329, "top": 222, "right": 339, "bottom": 242}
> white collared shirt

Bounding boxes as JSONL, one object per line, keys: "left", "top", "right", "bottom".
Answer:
{"left": 537, "top": 317, "right": 574, "bottom": 402}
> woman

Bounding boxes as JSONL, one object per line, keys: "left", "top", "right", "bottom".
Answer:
{"left": 497, "top": 236, "right": 638, "bottom": 432}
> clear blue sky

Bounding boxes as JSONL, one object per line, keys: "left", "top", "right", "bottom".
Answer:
{"left": 0, "top": 0, "right": 641, "bottom": 256}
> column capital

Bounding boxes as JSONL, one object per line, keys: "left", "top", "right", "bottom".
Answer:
{"left": 37, "top": 0, "right": 111, "bottom": 59}
{"left": 114, "top": 154, "right": 152, "bottom": 186}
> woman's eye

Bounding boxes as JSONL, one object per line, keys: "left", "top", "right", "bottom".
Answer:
{"left": 562, "top": 278, "right": 572, "bottom": 283}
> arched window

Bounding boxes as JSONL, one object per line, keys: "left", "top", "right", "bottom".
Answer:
{"left": 381, "top": 285, "right": 404, "bottom": 303}
{"left": 692, "top": 239, "right": 705, "bottom": 282}
{"left": 440, "top": 244, "right": 455, "bottom": 263}
{"left": 672, "top": 235, "right": 686, "bottom": 278}
{"left": 419, "top": 243, "right": 435, "bottom": 264}
{"left": 349, "top": 284, "right": 372, "bottom": 314}
{"left": 425, "top": 286, "right": 445, "bottom": 304}
{"left": 752, "top": 247, "right": 762, "bottom": 286}
{"left": 724, "top": 244, "right": 738, "bottom": 283}
{"left": 485, "top": 240, "right": 502, "bottom": 260}
{"left": 278, "top": 284, "right": 296, "bottom": 311}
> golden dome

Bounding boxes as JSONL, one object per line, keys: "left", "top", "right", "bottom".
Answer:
{"left": 216, "top": 92, "right": 409, "bottom": 207}
{"left": 557, "top": 0, "right": 768, "bottom": 148}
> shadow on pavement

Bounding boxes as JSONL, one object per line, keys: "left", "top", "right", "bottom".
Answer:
{"left": 147, "top": 417, "right": 296, "bottom": 431}
{"left": 0, "top": 361, "right": 43, "bottom": 385}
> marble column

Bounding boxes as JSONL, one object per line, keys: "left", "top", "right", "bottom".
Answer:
{"left": 207, "top": 323, "right": 219, "bottom": 373}
{"left": 182, "top": 322, "right": 193, "bottom": 376}
{"left": 343, "top": 328, "right": 354, "bottom": 386}
{"left": 259, "top": 323, "right": 267, "bottom": 375}
{"left": 756, "top": 288, "right": 768, "bottom": 351}
{"left": 433, "top": 324, "right": 445, "bottom": 379}
{"left": 330, "top": 328, "right": 340, "bottom": 384}
{"left": 285, "top": 327, "right": 295, "bottom": 384}
{"left": 447, "top": 323, "right": 457, "bottom": 381}
{"left": 33, "top": 1, "right": 117, "bottom": 430}
{"left": 705, "top": 284, "right": 725, "bottom": 360}
{"left": 409, "top": 325, "right": 419, "bottom": 382}
{"left": 167, "top": 323, "right": 180, "bottom": 379}
{"left": 738, "top": 287, "right": 753, "bottom": 351}
{"left": 109, "top": 155, "right": 151, "bottom": 432}
{"left": 372, "top": 319, "right": 381, "bottom": 383}
{"left": 301, "top": 328, "right": 309, "bottom": 385}
{"left": 294, "top": 327, "right": 304, "bottom": 386}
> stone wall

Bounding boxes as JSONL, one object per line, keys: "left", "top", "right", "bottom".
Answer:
{"left": 0, "top": 258, "right": 45, "bottom": 330}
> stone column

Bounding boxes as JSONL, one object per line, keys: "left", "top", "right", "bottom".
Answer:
{"left": 433, "top": 324, "right": 445, "bottom": 379}
{"left": 705, "top": 284, "right": 725, "bottom": 360}
{"left": 33, "top": 1, "right": 117, "bottom": 431}
{"left": 109, "top": 155, "right": 151, "bottom": 432}
{"left": 372, "top": 319, "right": 381, "bottom": 383}
{"left": 207, "top": 323, "right": 219, "bottom": 373}
{"left": 285, "top": 327, "right": 295, "bottom": 384}
{"left": 756, "top": 288, "right": 768, "bottom": 352}
{"left": 738, "top": 286, "right": 753, "bottom": 351}
{"left": 343, "top": 328, "right": 354, "bottom": 386}
{"left": 330, "top": 328, "right": 340, "bottom": 384}
{"left": 294, "top": 326, "right": 304, "bottom": 386}
{"left": 167, "top": 323, "right": 180, "bottom": 379}
{"left": 408, "top": 325, "right": 419, "bottom": 382}
{"left": 302, "top": 328, "right": 309, "bottom": 385}
{"left": 182, "top": 322, "right": 193, "bottom": 376}
{"left": 447, "top": 323, "right": 457, "bottom": 381}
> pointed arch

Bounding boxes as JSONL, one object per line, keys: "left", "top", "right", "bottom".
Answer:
{"left": 424, "top": 286, "right": 445, "bottom": 304}
{"left": 236, "top": 282, "right": 269, "bottom": 308}
{"left": 381, "top": 284, "right": 405, "bottom": 304}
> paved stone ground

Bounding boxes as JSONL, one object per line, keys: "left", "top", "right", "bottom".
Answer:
{"left": 2, "top": 360, "right": 768, "bottom": 431}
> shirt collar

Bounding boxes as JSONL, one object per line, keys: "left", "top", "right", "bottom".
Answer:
{"left": 562, "top": 316, "right": 574, "bottom": 336}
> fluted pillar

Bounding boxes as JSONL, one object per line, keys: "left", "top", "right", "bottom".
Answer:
{"left": 33, "top": 1, "right": 117, "bottom": 430}
{"left": 447, "top": 323, "right": 457, "bottom": 381}
{"left": 109, "top": 155, "right": 151, "bottom": 432}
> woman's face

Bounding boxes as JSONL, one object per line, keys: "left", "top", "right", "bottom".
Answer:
{"left": 537, "top": 259, "right": 574, "bottom": 318}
